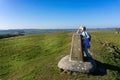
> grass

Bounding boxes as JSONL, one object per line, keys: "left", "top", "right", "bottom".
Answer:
{"left": 0, "top": 31, "right": 120, "bottom": 80}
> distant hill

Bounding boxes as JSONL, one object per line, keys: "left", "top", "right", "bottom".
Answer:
{"left": 0, "top": 28, "right": 115, "bottom": 34}
{"left": 0, "top": 29, "right": 75, "bottom": 34}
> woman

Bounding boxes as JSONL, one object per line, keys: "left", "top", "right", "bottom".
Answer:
{"left": 77, "top": 26, "right": 92, "bottom": 59}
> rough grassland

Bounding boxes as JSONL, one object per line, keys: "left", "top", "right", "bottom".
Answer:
{"left": 0, "top": 31, "right": 120, "bottom": 80}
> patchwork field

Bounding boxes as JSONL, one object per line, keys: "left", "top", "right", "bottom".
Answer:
{"left": 0, "top": 31, "right": 120, "bottom": 80}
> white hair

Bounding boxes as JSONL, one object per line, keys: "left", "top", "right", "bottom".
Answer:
{"left": 76, "top": 25, "right": 85, "bottom": 34}
{"left": 79, "top": 25, "right": 85, "bottom": 30}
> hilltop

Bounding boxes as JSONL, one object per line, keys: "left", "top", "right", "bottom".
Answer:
{"left": 0, "top": 31, "right": 120, "bottom": 80}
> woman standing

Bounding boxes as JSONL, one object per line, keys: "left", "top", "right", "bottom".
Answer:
{"left": 77, "top": 26, "right": 92, "bottom": 59}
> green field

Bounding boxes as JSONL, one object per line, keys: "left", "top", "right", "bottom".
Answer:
{"left": 0, "top": 31, "right": 120, "bottom": 80}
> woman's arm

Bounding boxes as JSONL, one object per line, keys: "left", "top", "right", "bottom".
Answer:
{"left": 76, "top": 29, "right": 80, "bottom": 34}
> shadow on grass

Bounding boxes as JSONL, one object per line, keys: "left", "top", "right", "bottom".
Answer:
{"left": 91, "top": 59, "right": 120, "bottom": 76}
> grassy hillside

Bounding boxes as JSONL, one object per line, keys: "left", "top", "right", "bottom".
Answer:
{"left": 0, "top": 31, "right": 120, "bottom": 80}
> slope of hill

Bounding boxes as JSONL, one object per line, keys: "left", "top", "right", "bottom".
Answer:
{"left": 0, "top": 31, "right": 120, "bottom": 80}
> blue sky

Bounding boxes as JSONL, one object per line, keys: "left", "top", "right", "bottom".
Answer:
{"left": 0, "top": 0, "right": 120, "bottom": 29}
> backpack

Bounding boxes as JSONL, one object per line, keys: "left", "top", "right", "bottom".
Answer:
{"left": 88, "top": 33, "right": 91, "bottom": 41}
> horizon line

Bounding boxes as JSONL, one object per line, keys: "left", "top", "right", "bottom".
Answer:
{"left": 0, "top": 27, "right": 118, "bottom": 30}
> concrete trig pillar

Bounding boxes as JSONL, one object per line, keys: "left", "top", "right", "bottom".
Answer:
{"left": 58, "top": 33, "right": 96, "bottom": 73}
{"left": 69, "top": 34, "right": 83, "bottom": 62}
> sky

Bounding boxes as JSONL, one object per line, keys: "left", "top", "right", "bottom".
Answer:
{"left": 0, "top": 0, "right": 120, "bottom": 29}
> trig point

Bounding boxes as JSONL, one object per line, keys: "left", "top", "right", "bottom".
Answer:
{"left": 58, "top": 33, "right": 96, "bottom": 73}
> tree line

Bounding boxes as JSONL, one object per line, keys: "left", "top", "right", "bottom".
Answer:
{"left": 0, "top": 31, "right": 25, "bottom": 39}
